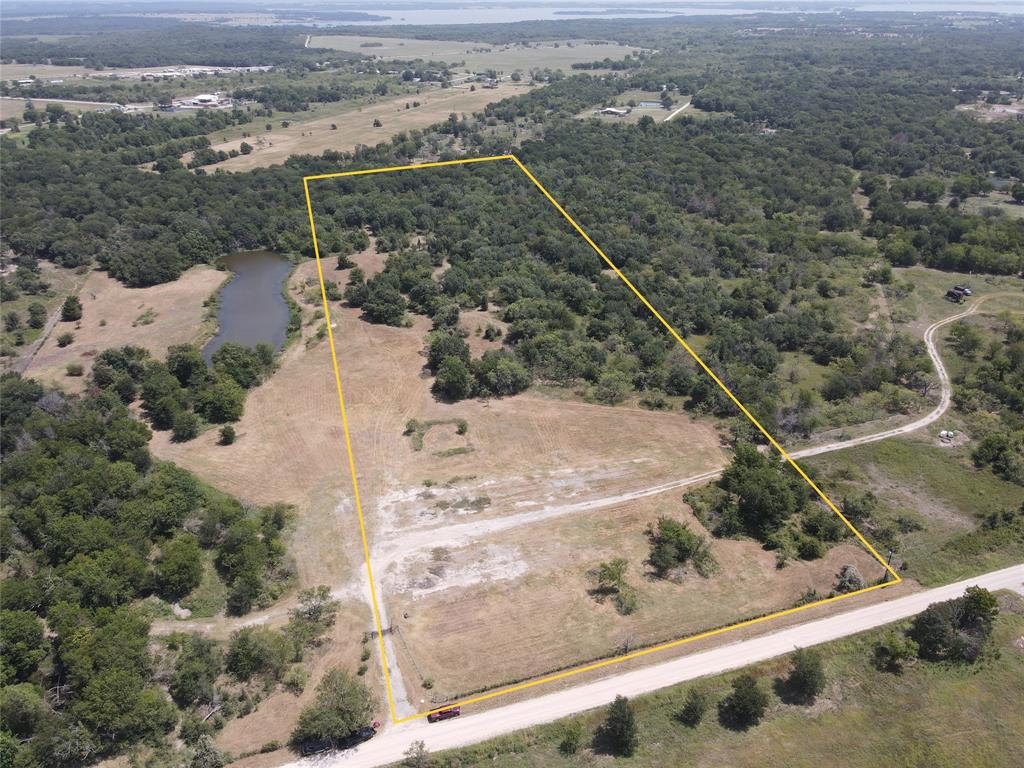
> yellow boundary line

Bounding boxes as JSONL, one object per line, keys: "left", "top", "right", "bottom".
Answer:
{"left": 303, "top": 154, "right": 902, "bottom": 725}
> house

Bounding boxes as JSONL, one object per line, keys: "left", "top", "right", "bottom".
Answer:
{"left": 638, "top": 101, "right": 662, "bottom": 108}
{"left": 598, "top": 107, "right": 630, "bottom": 117}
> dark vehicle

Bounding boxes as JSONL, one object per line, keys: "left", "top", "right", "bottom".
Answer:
{"left": 298, "top": 725, "right": 377, "bottom": 756}
{"left": 338, "top": 725, "right": 377, "bottom": 749}
{"left": 299, "top": 737, "right": 333, "bottom": 757}
{"left": 946, "top": 288, "right": 966, "bottom": 303}
{"left": 427, "top": 706, "right": 461, "bottom": 723}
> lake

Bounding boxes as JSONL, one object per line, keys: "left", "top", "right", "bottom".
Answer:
{"left": 203, "top": 251, "right": 292, "bottom": 363}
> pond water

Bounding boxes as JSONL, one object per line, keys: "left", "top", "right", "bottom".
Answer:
{"left": 203, "top": 251, "right": 292, "bottom": 362}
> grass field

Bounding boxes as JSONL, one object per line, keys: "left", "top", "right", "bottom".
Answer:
{"left": 22, "top": 265, "right": 226, "bottom": 390}
{"left": 0, "top": 96, "right": 115, "bottom": 121}
{"left": 202, "top": 82, "right": 532, "bottom": 171}
{"left": 309, "top": 37, "right": 642, "bottom": 74}
{"left": 417, "top": 594, "right": 1024, "bottom": 768}
{"left": 806, "top": 436, "right": 1024, "bottom": 586}
{"left": 959, "top": 191, "right": 1024, "bottom": 219}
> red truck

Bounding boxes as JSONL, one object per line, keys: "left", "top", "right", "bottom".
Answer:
{"left": 427, "top": 706, "right": 461, "bottom": 723}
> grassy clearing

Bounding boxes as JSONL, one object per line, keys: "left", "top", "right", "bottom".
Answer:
{"left": 0, "top": 261, "right": 87, "bottom": 361}
{"left": 404, "top": 417, "right": 469, "bottom": 451}
{"left": 309, "top": 37, "right": 642, "bottom": 74}
{"left": 179, "top": 551, "right": 228, "bottom": 618}
{"left": 959, "top": 191, "right": 1024, "bottom": 220}
{"left": 413, "top": 600, "right": 1024, "bottom": 768}
{"left": 806, "top": 438, "right": 1024, "bottom": 586}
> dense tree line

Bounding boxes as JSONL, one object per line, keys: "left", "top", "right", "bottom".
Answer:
{"left": 0, "top": 370, "right": 297, "bottom": 765}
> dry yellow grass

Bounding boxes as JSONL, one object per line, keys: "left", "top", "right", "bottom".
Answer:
{"left": 23, "top": 266, "right": 226, "bottom": 390}
{"left": 203, "top": 83, "right": 532, "bottom": 172}
{"left": 0, "top": 97, "right": 114, "bottom": 121}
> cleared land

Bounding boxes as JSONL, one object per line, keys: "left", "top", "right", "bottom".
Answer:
{"left": 308, "top": 37, "right": 642, "bottom": 73}
{"left": 202, "top": 82, "right": 532, "bottom": 171}
{"left": 23, "top": 265, "right": 226, "bottom": 390}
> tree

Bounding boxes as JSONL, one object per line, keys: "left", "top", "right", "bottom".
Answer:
{"left": 593, "top": 370, "right": 631, "bottom": 404}
{"left": 0, "top": 683, "right": 45, "bottom": 737}
{"left": 219, "top": 424, "right": 236, "bottom": 445}
{"left": 225, "top": 627, "right": 292, "bottom": 681}
{"left": 678, "top": 687, "right": 708, "bottom": 726}
{"left": 290, "top": 668, "right": 374, "bottom": 747}
{"left": 286, "top": 585, "right": 340, "bottom": 649}
{"left": 432, "top": 357, "right": 474, "bottom": 400}
{"left": 170, "top": 636, "right": 222, "bottom": 708}
{"left": 172, "top": 410, "right": 200, "bottom": 442}
{"left": 195, "top": 375, "right": 245, "bottom": 422}
{"left": 909, "top": 587, "right": 998, "bottom": 662}
{"left": 648, "top": 516, "right": 715, "bottom": 577}
{"left": 61, "top": 295, "right": 83, "bottom": 321}
{"left": 361, "top": 281, "right": 407, "bottom": 326}
{"left": 0, "top": 610, "right": 47, "bottom": 683}
{"left": 156, "top": 533, "right": 203, "bottom": 599}
{"left": 601, "top": 695, "right": 638, "bottom": 756}
{"left": 239, "top": 142, "right": 253, "bottom": 155}
{"left": 719, "top": 674, "right": 769, "bottom": 728}
{"left": 785, "top": 648, "right": 825, "bottom": 702}
{"left": 949, "top": 321, "right": 983, "bottom": 357}
{"left": 1011, "top": 182, "right": 1024, "bottom": 204}
{"left": 4, "top": 311, "right": 22, "bottom": 331}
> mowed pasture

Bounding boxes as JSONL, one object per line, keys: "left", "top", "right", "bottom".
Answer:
{"left": 310, "top": 36, "right": 643, "bottom": 73}
{"left": 23, "top": 266, "right": 226, "bottom": 390}
{"left": 202, "top": 82, "right": 532, "bottom": 171}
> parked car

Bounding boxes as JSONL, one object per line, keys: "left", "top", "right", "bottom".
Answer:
{"left": 427, "top": 706, "right": 461, "bottom": 723}
{"left": 338, "top": 725, "right": 377, "bottom": 749}
{"left": 954, "top": 285, "right": 973, "bottom": 296}
{"left": 299, "top": 737, "right": 334, "bottom": 757}
{"left": 297, "top": 725, "right": 377, "bottom": 756}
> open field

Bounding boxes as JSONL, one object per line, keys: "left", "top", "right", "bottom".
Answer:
{"left": 420, "top": 594, "right": 1024, "bottom": 768}
{"left": 22, "top": 265, "right": 226, "bottom": 390}
{"left": 574, "top": 89, "right": 677, "bottom": 124}
{"left": 960, "top": 190, "right": 1024, "bottom": 219}
{"left": 392, "top": 486, "right": 883, "bottom": 700}
{"left": 806, "top": 435, "right": 1024, "bottom": 587}
{"left": 0, "top": 62, "right": 166, "bottom": 80}
{"left": 309, "top": 37, "right": 642, "bottom": 73}
{"left": 0, "top": 96, "right": 115, "bottom": 120}
{"left": 202, "top": 82, "right": 532, "bottom": 171}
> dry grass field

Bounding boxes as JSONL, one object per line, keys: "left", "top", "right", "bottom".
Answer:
{"left": 309, "top": 36, "right": 642, "bottom": 73}
{"left": 0, "top": 96, "right": 114, "bottom": 121}
{"left": 202, "top": 82, "right": 532, "bottom": 171}
{"left": 23, "top": 266, "right": 226, "bottom": 390}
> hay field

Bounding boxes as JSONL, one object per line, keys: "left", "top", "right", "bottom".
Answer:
{"left": 23, "top": 266, "right": 226, "bottom": 390}
{"left": 202, "top": 82, "right": 531, "bottom": 171}
{"left": 309, "top": 36, "right": 641, "bottom": 73}
{"left": 0, "top": 97, "right": 114, "bottom": 121}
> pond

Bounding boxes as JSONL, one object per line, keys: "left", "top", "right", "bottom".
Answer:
{"left": 203, "top": 251, "right": 292, "bottom": 363}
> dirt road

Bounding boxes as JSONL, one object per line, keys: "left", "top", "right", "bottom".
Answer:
{"left": 289, "top": 564, "right": 1024, "bottom": 767}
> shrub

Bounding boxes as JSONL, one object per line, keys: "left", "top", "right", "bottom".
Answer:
{"left": 678, "top": 687, "right": 708, "bottom": 726}
{"left": 56, "top": 332, "right": 74, "bottom": 347}
{"left": 61, "top": 295, "right": 82, "bottom": 321}
{"left": 601, "top": 695, "right": 638, "bottom": 756}
{"left": 66, "top": 362, "right": 84, "bottom": 376}
{"left": 219, "top": 425, "right": 236, "bottom": 445}
{"left": 874, "top": 630, "right": 918, "bottom": 673}
{"left": 786, "top": 648, "right": 825, "bottom": 702}
{"left": 719, "top": 674, "right": 769, "bottom": 729}
{"left": 558, "top": 719, "right": 584, "bottom": 755}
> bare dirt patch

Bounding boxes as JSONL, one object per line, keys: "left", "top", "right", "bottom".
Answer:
{"left": 23, "top": 266, "right": 226, "bottom": 391}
